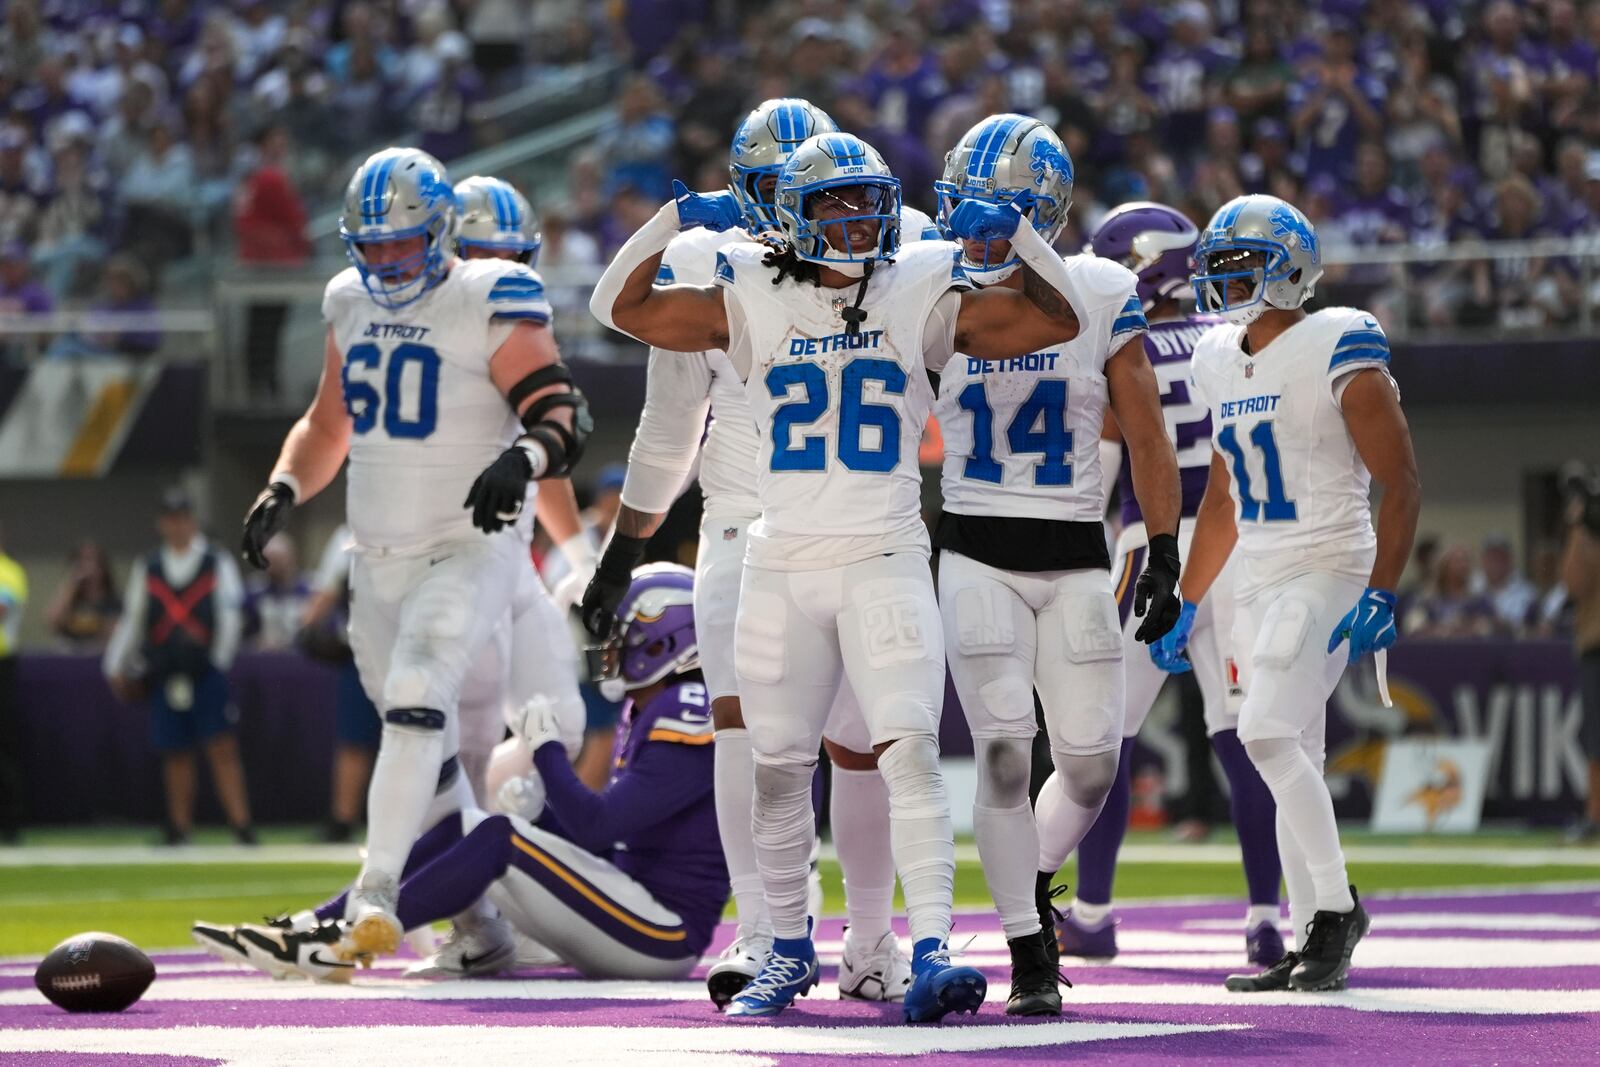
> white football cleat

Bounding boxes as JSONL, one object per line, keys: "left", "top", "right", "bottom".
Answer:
{"left": 405, "top": 917, "right": 516, "bottom": 978}
{"left": 511, "top": 929, "right": 563, "bottom": 968}
{"left": 235, "top": 918, "right": 357, "bottom": 983}
{"left": 706, "top": 932, "right": 772, "bottom": 1009}
{"left": 838, "top": 930, "right": 913, "bottom": 1002}
{"left": 341, "top": 871, "right": 402, "bottom": 963}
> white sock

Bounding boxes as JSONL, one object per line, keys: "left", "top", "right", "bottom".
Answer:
{"left": 877, "top": 736, "right": 955, "bottom": 947}
{"left": 1072, "top": 899, "right": 1112, "bottom": 927}
{"left": 1247, "top": 903, "right": 1281, "bottom": 930}
{"left": 1246, "top": 737, "right": 1352, "bottom": 915}
{"left": 1275, "top": 807, "right": 1316, "bottom": 953}
{"left": 831, "top": 766, "right": 895, "bottom": 950}
{"left": 751, "top": 760, "right": 816, "bottom": 941}
{"left": 714, "top": 728, "right": 769, "bottom": 939}
{"left": 971, "top": 738, "right": 1040, "bottom": 942}
{"left": 363, "top": 722, "right": 446, "bottom": 877}
{"left": 1035, "top": 771, "right": 1074, "bottom": 871}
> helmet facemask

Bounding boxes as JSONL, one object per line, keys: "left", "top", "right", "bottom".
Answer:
{"left": 1192, "top": 243, "right": 1292, "bottom": 324}
{"left": 777, "top": 177, "right": 901, "bottom": 276}
{"left": 346, "top": 214, "right": 453, "bottom": 309}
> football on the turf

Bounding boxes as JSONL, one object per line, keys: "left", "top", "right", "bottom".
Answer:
{"left": 34, "top": 932, "right": 155, "bottom": 1012}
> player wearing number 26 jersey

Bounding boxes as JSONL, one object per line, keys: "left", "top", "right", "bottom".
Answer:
{"left": 1163, "top": 194, "right": 1421, "bottom": 995}
{"left": 237, "top": 147, "right": 592, "bottom": 971}
{"left": 928, "top": 118, "right": 1183, "bottom": 1017}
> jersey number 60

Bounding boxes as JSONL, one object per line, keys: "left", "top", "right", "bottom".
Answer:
{"left": 767, "top": 358, "right": 906, "bottom": 473}
{"left": 342, "top": 342, "right": 441, "bottom": 439}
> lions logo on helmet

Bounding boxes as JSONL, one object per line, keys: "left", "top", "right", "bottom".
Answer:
{"left": 936, "top": 114, "right": 1074, "bottom": 285}
{"left": 729, "top": 98, "right": 839, "bottom": 232}
{"left": 1190, "top": 194, "right": 1323, "bottom": 324}
{"left": 455, "top": 175, "right": 541, "bottom": 265}
{"left": 339, "top": 147, "right": 456, "bottom": 309}
{"left": 773, "top": 133, "right": 902, "bottom": 271}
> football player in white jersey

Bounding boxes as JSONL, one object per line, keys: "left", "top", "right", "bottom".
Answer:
{"left": 928, "top": 118, "right": 1183, "bottom": 1015}
{"left": 238, "top": 148, "right": 592, "bottom": 965}
{"left": 1154, "top": 194, "right": 1420, "bottom": 993}
{"left": 580, "top": 99, "right": 937, "bottom": 1007}
{"left": 591, "top": 130, "right": 1110, "bottom": 1022}
{"left": 1048, "top": 202, "right": 1284, "bottom": 969}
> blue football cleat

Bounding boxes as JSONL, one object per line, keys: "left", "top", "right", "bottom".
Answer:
{"left": 724, "top": 936, "right": 819, "bottom": 1018}
{"left": 903, "top": 938, "right": 987, "bottom": 1024}
{"left": 1246, "top": 919, "right": 1286, "bottom": 967}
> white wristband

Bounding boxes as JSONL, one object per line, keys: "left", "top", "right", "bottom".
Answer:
{"left": 516, "top": 437, "right": 550, "bottom": 479}
{"left": 587, "top": 201, "right": 682, "bottom": 336}
{"left": 556, "top": 532, "right": 598, "bottom": 573}
{"left": 268, "top": 471, "right": 302, "bottom": 502}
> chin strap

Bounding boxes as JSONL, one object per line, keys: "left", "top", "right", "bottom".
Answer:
{"left": 840, "top": 258, "right": 875, "bottom": 337}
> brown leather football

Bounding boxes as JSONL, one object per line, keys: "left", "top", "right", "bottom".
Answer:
{"left": 34, "top": 932, "right": 155, "bottom": 1013}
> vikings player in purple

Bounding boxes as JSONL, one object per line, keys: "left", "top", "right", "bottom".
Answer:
{"left": 195, "top": 564, "right": 729, "bottom": 982}
{"left": 1037, "top": 202, "right": 1284, "bottom": 967}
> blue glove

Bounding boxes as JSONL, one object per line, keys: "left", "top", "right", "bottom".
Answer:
{"left": 1328, "top": 587, "right": 1398, "bottom": 663}
{"left": 1149, "top": 600, "right": 1198, "bottom": 673}
{"left": 946, "top": 195, "right": 1030, "bottom": 243}
{"left": 672, "top": 179, "right": 742, "bottom": 233}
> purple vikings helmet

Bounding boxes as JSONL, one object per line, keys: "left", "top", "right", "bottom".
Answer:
{"left": 1085, "top": 201, "right": 1199, "bottom": 312}
{"left": 588, "top": 563, "right": 698, "bottom": 701}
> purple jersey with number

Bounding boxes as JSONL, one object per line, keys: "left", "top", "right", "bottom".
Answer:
{"left": 1118, "top": 314, "right": 1218, "bottom": 527}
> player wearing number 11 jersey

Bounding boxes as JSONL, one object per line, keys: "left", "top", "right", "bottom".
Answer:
{"left": 236, "top": 147, "right": 591, "bottom": 967}
{"left": 1158, "top": 194, "right": 1420, "bottom": 994}
{"left": 929, "top": 117, "right": 1183, "bottom": 1016}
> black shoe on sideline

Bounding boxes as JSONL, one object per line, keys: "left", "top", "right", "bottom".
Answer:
{"left": 321, "top": 820, "right": 354, "bottom": 844}
{"left": 234, "top": 825, "right": 260, "bottom": 846}
{"left": 1290, "top": 887, "right": 1370, "bottom": 992}
{"left": 1225, "top": 951, "right": 1305, "bottom": 992}
{"left": 1004, "top": 931, "right": 1064, "bottom": 1016}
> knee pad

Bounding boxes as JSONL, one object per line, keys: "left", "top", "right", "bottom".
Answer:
{"left": 1059, "top": 592, "right": 1123, "bottom": 665}
{"left": 750, "top": 761, "right": 815, "bottom": 845}
{"left": 735, "top": 589, "right": 787, "bottom": 687}
{"left": 864, "top": 689, "right": 940, "bottom": 747}
{"left": 1244, "top": 736, "right": 1302, "bottom": 789}
{"left": 747, "top": 705, "right": 824, "bottom": 768}
{"left": 968, "top": 674, "right": 1036, "bottom": 736}
{"left": 384, "top": 706, "right": 446, "bottom": 732}
{"left": 1049, "top": 749, "right": 1119, "bottom": 809}
{"left": 1251, "top": 596, "right": 1314, "bottom": 672}
{"left": 876, "top": 734, "right": 946, "bottom": 817}
{"left": 974, "top": 737, "right": 1033, "bottom": 808}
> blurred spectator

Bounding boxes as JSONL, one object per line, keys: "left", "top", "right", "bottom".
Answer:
{"left": 33, "top": 125, "right": 107, "bottom": 299}
{"left": 1469, "top": 176, "right": 1572, "bottom": 328}
{"left": 243, "top": 535, "right": 309, "bottom": 651}
{"left": 103, "top": 488, "right": 254, "bottom": 846}
{"left": 327, "top": 31, "right": 397, "bottom": 146}
{"left": 1560, "top": 478, "right": 1600, "bottom": 842}
{"left": 0, "top": 240, "right": 51, "bottom": 361}
{"left": 1224, "top": 24, "right": 1294, "bottom": 125}
{"left": 1527, "top": 541, "right": 1571, "bottom": 638}
{"left": 96, "top": 80, "right": 157, "bottom": 183}
{"left": 466, "top": 0, "right": 528, "bottom": 85}
{"left": 0, "top": 126, "right": 46, "bottom": 239}
{"left": 582, "top": 462, "right": 627, "bottom": 540}
{"left": 409, "top": 33, "right": 482, "bottom": 163}
{"left": 1404, "top": 544, "right": 1497, "bottom": 638}
{"left": 396, "top": 2, "right": 458, "bottom": 94}
{"left": 1288, "top": 20, "right": 1385, "bottom": 184}
{"left": 0, "top": 520, "right": 25, "bottom": 844}
{"left": 597, "top": 74, "right": 676, "bottom": 200}
{"left": 323, "top": 2, "right": 397, "bottom": 85}
{"left": 45, "top": 539, "right": 120, "bottom": 649}
{"left": 233, "top": 122, "right": 309, "bottom": 398}
{"left": 1147, "top": 2, "right": 1232, "bottom": 166}
{"left": 118, "top": 114, "right": 195, "bottom": 273}
{"left": 1397, "top": 533, "right": 1441, "bottom": 625}
{"left": 47, "top": 256, "right": 161, "bottom": 359}
{"left": 1, "top": 1, "right": 48, "bottom": 81}
{"left": 1476, "top": 534, "right": 1538, "bottom": 634}
{"left": 233, "top": 1, "right": 288, "bottom": 82}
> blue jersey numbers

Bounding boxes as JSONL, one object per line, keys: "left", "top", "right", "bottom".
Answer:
{"left": 766, "top": 357, "right": 907, "bottom": 473}
{"left": 342, "top": 342, "right": 441, "bottom": 439}
{"left": 957, "top": 378, "right": 1074, "bottom": 486}
{"left": 1217, "top": 419, "right": 1297, "bottom": 522}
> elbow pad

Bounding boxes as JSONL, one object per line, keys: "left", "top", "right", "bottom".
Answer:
{"left": 512, "top": 364, "right": 593, "bottom": 479}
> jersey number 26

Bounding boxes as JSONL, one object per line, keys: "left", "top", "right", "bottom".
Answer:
{"left": 767, "top": 358, "right": 905, "bottom": 473}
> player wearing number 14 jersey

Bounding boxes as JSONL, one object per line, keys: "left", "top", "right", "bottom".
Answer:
{"left": 237, "top": 147, "right": 591, "bottom": 967}
{"left": 929, "top": 117, "right": 1183, "bottom": 1016}
{"left": 1157, "top": 194, "right": 1420, "bottom": 994}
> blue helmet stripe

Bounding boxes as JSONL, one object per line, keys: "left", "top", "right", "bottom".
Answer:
{"left": 362, "top": 155, "right": 398, "bottom": 226}
{"left": 488, "top": 184, "right": 511, "bottom": 230}
{"left": 968, "top": 115, "right": 1027, "bottom": 180}
{"left": 780, "top": 104, "right": 801, "bottom": 142}
{"left": 503, "top": 186, "right": 521, "bottom": 231}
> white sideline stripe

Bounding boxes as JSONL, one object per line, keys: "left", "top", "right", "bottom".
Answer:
{"left": 0, "top": 958, "right": 415, "bottom": 979}
{"left": 0, "top": 844, "right": 362, "bottom": 867}
{"left": 1183, "top": 914, "right": 1600, "bottom": 933}
{"left": 3, "top": 879, "right": 349, "bottom": 907}
{"left": 832, "top": 930, "right": 1600, "bottom": 960}
{"left": 0, "top": 1022, "right": 1250, "bottom": 1066}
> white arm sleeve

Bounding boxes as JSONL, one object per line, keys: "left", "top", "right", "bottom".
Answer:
{"left": 211, "top": 553, "right": 245, "bottom": 672}
{"left": 921, "top": 290, "right": 962, "bottom": 373}
{"left": 587, "top": 201, "right": 681, "bottom": 338}
{"left": 103, "top": 560, "right": 148, "bottom": 679}
{"left": 620, "top": 346, "right": 714, "bottom": 514}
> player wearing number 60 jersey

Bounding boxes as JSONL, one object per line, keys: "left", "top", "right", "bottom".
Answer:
{"left": 1047, "top": 201, "right": 1285, "bottom": 972}
{"left": 1158, "top": 194, "right": 1421, "bottom": 995}
{"left": 591, "top": 130, "right": 1097, "bottom": 1023}
{"left": 928, "top": 118, "right": 1183, "bottom": 1017}
{"left": 236, "top": 147, "right": 592, "bottom": 969}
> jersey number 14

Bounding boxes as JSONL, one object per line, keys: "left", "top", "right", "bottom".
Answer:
{"left": 958, "top": 379, "right": 1073, "bottom": 486}
{"left": 342, "top": 342, "right": 441, "bottom": 439}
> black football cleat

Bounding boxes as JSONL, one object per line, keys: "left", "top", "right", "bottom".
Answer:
{"left": 237, "top": 918, "right": 357, "bottom": 983}
{"left": 1290, "top": 887, "right": 1370, "bottom": 991}
{"left": 1004, "top": 931, "right": 1065, "bottom": 1016}
{"left": 1034, "top": 873, "right": 1068, "bottom": 968}
{"left": 1225, "top": 950, "right": 1311, "bottom": 992}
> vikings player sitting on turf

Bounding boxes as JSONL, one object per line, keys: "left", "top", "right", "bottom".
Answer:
{"left": 194, "top": 564, "right": 729, "bottom": 982}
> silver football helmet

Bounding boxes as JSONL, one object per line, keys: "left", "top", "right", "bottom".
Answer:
{"left": 455, "top": 175, "right": 541, "bottom": 265}
{"left": 936, "top": 114, "right": 1075, "bottom": 285}
{"left": 339, "top": 147, "right": 456, "bottom": 309}
{"left": 1190, "top": 194, "right": 1323, "bottom": 324}
{"left": 774, "top": 133, "right": 901, "bottom": 274}
{"left": 729, "top": 98, "right": 839, "bottom": 231}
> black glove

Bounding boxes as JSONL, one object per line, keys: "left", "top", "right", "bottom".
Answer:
{"left": 1133, "top": 532, "right": 1182, "bottom": 644}
{"left": 465, "top": 444, "right": 534, "bottom": 533}
{"left": 579, "top": 534, "right": 648, "bottom": 639}
{"left": 241, "top": 481, "right": 295, "bottom": 570}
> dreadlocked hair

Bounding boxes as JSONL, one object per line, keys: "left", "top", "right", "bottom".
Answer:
{"left": 760, "top": 240, "right": 823, "bottom": 288}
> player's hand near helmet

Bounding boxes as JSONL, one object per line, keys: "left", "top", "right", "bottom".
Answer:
{"left": 946, "top": 192, "right": 1034, "bottom": 243}
{"left": 580, "top": 533, "right": 648, "bottom": 638}
{"left": 672, "top": 179, "right": 743, "bottom": 233}
{"left": 241, "top": 480, "right": 295, "bottom": 570}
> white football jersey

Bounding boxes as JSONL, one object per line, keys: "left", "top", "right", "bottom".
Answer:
{"left": 715, "top": 238, "right": 966, "bottom": 570}
{"left": 323, "top": 258, "right": 552, "bottom": 552}
{"left": 936, "top": 256, "right": 1145, "bottom": 521}
{"left": 1189, "top": 306, "right": 1392, "bottom": 584}
{"left": 627, "top": 205, "right": 944, "bottom": 519}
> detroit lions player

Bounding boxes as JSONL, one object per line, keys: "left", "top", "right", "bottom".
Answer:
{"left": 930, "top": 119, "right": 1183, "bottom": 1015}
{"left": 1046, "top": 201, "right": 1284, "bottom": 969}
{"left": 1156, "top": 194, "right": 1420, "bottom": 993}
{"left": 197, "top": 564, "right": 728, "bottom": 983}
{"left": 591, "top": 131, "right": 1114, "bottom": 1022}
{"left": 580, "top": 99, "right": 937, "bottom": 1007}
{"left": 237, "top": 147, "right": 591, "bottom": 966}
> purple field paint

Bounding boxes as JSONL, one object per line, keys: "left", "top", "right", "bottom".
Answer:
{"left": 2, "top": 888, "right": 1596, "bottom": 1065}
